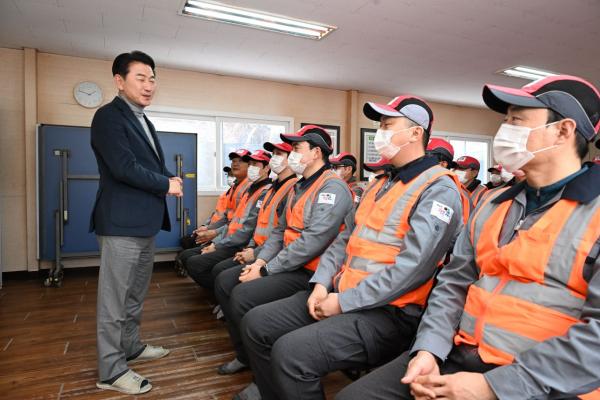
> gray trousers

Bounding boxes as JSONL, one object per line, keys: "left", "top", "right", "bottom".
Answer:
{"left": 241, "top": 290, "right": 420, "bottom": 400}
{"left": 96, "top": 235, "right": 155, "bottom": 381}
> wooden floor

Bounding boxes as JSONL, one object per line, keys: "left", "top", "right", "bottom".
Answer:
{"left": 0, "top": 264, "right": 350, "bottom": 399}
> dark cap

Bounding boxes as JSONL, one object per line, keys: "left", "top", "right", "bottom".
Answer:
{"left": 483, "top": 75, "right": 600, "bottom": 141}
{"left": 263, "top": 141, "right": 293, "bottom": 153}
{"left": 488, "top": 164, "right": 503, "bottom": 173}
{"left": 363, "top": 95, "right": 434, "bottom": 133}
{"left": 455, "top": 156, "right": 480, "bottom": 170}
{"left": 329, "top": 152, "right": 357, "bottom": 168}
{"left": 242, "top": 149, "right": 271, "bottom": 164}
{"left": 228, "top": 149, "right": 251, "bottom": 160}
{"left": 281, "top": 125, "right": 333, "bottom": 155}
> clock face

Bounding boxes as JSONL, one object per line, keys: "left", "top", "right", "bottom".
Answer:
{"left": 73, "top": 81, "right": 103, "bottom": 108}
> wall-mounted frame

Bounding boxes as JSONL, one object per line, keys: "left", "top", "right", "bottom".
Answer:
{"left": 360, "top": 128, "right": 379, "bottom": 180}
{"left": 300, "top": 123, "right": 340, "bottom": 155}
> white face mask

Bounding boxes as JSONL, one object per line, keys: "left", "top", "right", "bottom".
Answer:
{"left": 454, "top": 169, "right": 469, "bottom": 184}
{"left": 492, "top": 122, "right": 560, "bottom": 173}
{"left": 247, "top": 165, "right": 262, "bottom": 182}
{"left": 374, "top": 128, "right": 412, "bottom": 159}
{"left": 490, "top": 174, "right": 502, "bottom": 185}
{"left": 500, "top": 169, "right": 514, "bottom": 183}
{"left": 334, "top": 168, "right": 345, "bottom": 178}
{"left": 368, "top": 173, "right": 376, "bottom": 182}
{"left": 288, "top": 151, "right": 308, "bottom": 175}
{"left": 269, "top": 154, "right": 287, "bottom": 174}
{"left": 226, "top": 176, "right": 236, "bottom": 187}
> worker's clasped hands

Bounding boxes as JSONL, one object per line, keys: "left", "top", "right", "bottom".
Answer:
{"left": 307, "top": 284, "right": 342, "bottom": 321}
{"left": 401, "top": 351, "right": 496, "bottom": 400}
{"left": 239, "top": 259, "right": 266, "bottom": 283}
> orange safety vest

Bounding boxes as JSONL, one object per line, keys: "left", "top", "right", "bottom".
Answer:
{"left": 470, "top": 184, "right": 488, "bottom": 209}
{"left": 455, "top": 188, "right": 600, "bottom": 398}
{"left": 226, "top": 182, "right": 271, "bottom": 237}
{"left": 209, "top": 190, "right": 230, "bottom": 224}
{"left": 336, "top": 165, "right": 463, "bottom": 308}
{"left": 252, "top": 177, "right": 298, "bottom": 246}
{"left": 226, "top": 178, "right": 251, "bottom": 220}
{"left": 283, "top": 169, "right": 344, "bottom": 272}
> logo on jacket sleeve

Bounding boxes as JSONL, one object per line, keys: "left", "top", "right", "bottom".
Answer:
{"left": 430, "top": 200, "right": 453, "bottom": 224}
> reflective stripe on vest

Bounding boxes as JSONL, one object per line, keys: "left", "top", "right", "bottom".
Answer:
{"left": 470, "top": 184, "right": 488, "bottom": 209}
{"left": 455, "top": 189, "right": 600, "bottom": 367}
{"left": 283, "top": 170, "right": 343, "bottom": 272}
{"left": 226, "top": 178, "right": 251, "bottom": 220}
{"left": 226, "top": 183, "right": 271, "bottom": 236}
{"left": 253, "top": 177, "right": 298, "bottom": 246}
{"left": 210, "top": 191, "right": 229, "bottom": 224}
{"left": 337, "top": 165, "right": 462, "bottom": 308}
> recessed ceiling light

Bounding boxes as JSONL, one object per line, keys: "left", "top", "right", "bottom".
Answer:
{"left": 498, "top": 65, "right": 559, "bottom": 81}
{"left": 180, "top": 0, "right": 337, "bottom": 40}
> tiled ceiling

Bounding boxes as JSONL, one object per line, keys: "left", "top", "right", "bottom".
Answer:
{"left": 1, "top": 0, "right": 599, "bottom": 107}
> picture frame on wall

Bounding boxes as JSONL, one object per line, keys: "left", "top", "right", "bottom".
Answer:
{"left": 360, "top": 127, "right": 380, "bottom": 181}
{"left": 300, "top": 123, "right": 340, "bottom": 155}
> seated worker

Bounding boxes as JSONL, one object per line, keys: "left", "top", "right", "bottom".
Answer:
{"left": 337, "top": 74, "right": 600, "bottom": 400}
{"left": 175, "top": 166, "right": 237, "bottom": 276}
{"left": 240, "top": 95, "right": 464, "bottom": 400}
{"left": 213, "top": 125, "right": 353, "bottom": 388}
{"left": 175, "top": 149, "right": 250, "bottom": 271}
{"left": 363, "top": 157, "right": 391, "bottom": 184}
{"left": 330, "top": 152, "right": 364, "bottom": 204}
{"left": 454, "top": 155, "right": 488, "bottom": 209}
{"left": 209, "top": 141, "right": 297, "bottom": 293}
{"left": 186, "top": 150, "right": 272, "bottom": 290}
{"left": 426, "top": 137, "right": 455, "bottom": 169}
{"left": 427, "top": 138, "right": 471, "bottom": 223}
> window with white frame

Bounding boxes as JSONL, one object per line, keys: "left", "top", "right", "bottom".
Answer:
{"left": 431, "top": 132, "right": 493, "bottom": 183}
{"left": 148, "top": 111, "right": 291, "bottom": 193}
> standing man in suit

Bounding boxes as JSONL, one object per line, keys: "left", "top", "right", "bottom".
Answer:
{"left": 90, "top": 51, "right": 183, "bottom": 395}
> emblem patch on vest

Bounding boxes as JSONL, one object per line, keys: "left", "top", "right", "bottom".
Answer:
{"left": 430, "top": 201, "right": 453, "bottom": 224}
{"left": 318, "top": 193, "right": 336, "bottom": 205}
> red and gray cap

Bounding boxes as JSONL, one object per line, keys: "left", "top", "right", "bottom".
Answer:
{"left": 242, "top": 149, "right": 271, "bottom": 164}
{"left": 363, "top": 95, "right": 434, "bottom": 133}
{"left": 426, "top": 138, "right": 454, "bottom": 161}
{"left": 364, "top": 157, "right": 391, "bottom": 172}
{"left": 455, "top": 156, "right": 480, "bottom": 170}
{"left": 228, "top": 148, "right": 251, "bottom": 160}
{"left": 483, "top": 75, "right": 600, "bottom": 141}
{"left": 281, "top": 125, "right": 333, "bottom": 155}
{"left": 263, "top": 141, "right": 292, "bottom": 153}
{"left": 593, "top": 155, "right": 600, "bottom": 164}
{"left": 329, "top": 152, "right": 357, "bottom": 168}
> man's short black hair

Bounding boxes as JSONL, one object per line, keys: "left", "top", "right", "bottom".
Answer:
{"left": 547, "top": 109, "right": 589, "bottom": 159}
{"left": 112, "top": 51, "right": 155, "bottom": 78}
{"left": 309, "top": 143, "right": 330, "bottom": 163}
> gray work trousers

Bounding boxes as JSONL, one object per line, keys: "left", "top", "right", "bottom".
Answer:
{"left": 96, "top": 235, "right": 155, "bottom": 381}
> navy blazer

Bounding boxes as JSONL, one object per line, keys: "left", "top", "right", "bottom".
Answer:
{"left": 90, "top": 96, "right": 174, "bottom": 237}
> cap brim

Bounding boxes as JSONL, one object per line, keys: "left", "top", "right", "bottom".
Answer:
{"left": 229, "top": 152, "right": 244, "bottom": 160}
{"left": 264, "top": 142, "right": 291, "bottom": 153}
{"left": 363, "top": 102, "right": 406, "bottom": 121}
{"left": 280, "top": 133, "right": 306, "bottom": 144}
{"left": 488, "top": 167, "right": 500, "bottom": 173}
{"left": 482, "top": 84, "right": 547, "bottom": 114}
{"left": 223, "top": 167, "right": 231, "bottom": 172}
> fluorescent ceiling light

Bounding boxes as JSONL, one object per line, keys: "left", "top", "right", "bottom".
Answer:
{"left": 499, "top": 65, "right": 559, "bottom": 81}
{"left": 181, "top": 0, "right": 336, "bottom": 40}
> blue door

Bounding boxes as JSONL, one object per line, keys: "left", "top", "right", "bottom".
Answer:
{"left": 38, "top": 125, "right": 197, "bottom": 261}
